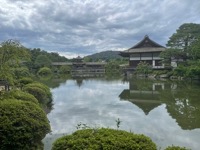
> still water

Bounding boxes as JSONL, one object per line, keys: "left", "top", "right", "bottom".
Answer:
{"left": 43, "top": 77, "right": 200, "bottom": 150}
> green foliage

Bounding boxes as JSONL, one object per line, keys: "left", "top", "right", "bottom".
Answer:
{"left": 30, "top": 48, "right": 68, "bottom": 62}
{"left": 136, "top": 61, "right": 152, "bottom": 76}
{"left": 37, "top": 67, "right": 52, "bottom": 76}
{"left": 167, "top": 23, "right": 200, "bottom": 51}
{"left": 83, "top": 56, "right": 92, "bottom": 62}
{"left": 105, "top": 61, "right": 121, "bottom": 74}
{"left": 165, "top": 145, "right": 190, "bottom": 150}
{"left": 160, "top": 48, "right": 186, "bottom": 65}
{"left": 23, "top": 82, "right": 52, "bottom": 104}
{"left": 0, "top": 99, "right": 50, "bottom": 150}
{"left": 173, "top": 65, "right": 187, "bottom": 77}
{"left": 24, "top": 86, "right": 47, "bottom": 104}
{"left": 34, "top": 54, "right": 52, "bottom": 68}
{"left": 19, "top": 77, "right": 34, "bottom": 86}
{"left": 189, "top": 37, "right": 200, "bottom": 60}
{"left": 28, "top": 49, "right": 68, "bottom": 74}
{"left": 173, "top": 60, "right": 200, "bottom": 79}
{"left": 60, "top": 65, "right": 71, "bottom": 74}
{"left": 12, "top": 67, "right": 31, "bottom": 79}
{"left": 185, "top": 65, "right": 200, "bottom": 78}
{"left": 0, "top": 39, "right": 30, "bottom": 83}
{"left": 2, "top": 90, "right": 38, "bottom": 104}
{"left": 162, "top": 23, "right": 200, "bottom": 78}
{"left": 52, "top": 128, "right": 157, "bottom": 150}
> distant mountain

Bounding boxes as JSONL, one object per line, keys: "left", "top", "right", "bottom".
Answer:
{"left": 85, "top": 50, "right": 122, "bottom": 61}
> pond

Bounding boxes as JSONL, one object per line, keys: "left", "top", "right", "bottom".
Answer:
{"left": 43, "top": 77, "right": 200, "bottom": 150}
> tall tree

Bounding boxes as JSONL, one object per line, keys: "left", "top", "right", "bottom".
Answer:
{"left": 160, "top": 23, "right": 200, "bottom": 66}
{"left": 188, "top": 37, "right": 200, "bottom": 60}
{"left": 0, "top": 39, "right": 30, "bottom": 82}
{"left": 167, "top": 23, "right": 200, "bottom": 51}
{"left": 34, "top": 54, "right": 52, "bottom": 69}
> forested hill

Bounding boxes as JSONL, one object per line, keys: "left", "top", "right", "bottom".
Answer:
{"left": 85, "top": 50, "right": 122, "bottom": 61}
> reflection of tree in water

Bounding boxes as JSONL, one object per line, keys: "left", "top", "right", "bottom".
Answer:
{"left": 160, "top": 82, "right": 200, "bottom": 130}
{"left": 119, "top": 78, "right": 200, "bottom": 130}
{"left": 44, "top": 101, "right": 54, "bottom": 114}
{"left": 36, "top": 77, "right": 69, "bottom": 89}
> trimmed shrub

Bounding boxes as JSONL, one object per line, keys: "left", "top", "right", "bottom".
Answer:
{"left": 52, "top": 128, "right": 157, "bottom": 150}
{"left": 60, "top": 65, "right": 71, "bottom": 74}
{"left": 37, "top": 67, "right": 52, "bottom": 76}
{"left": 25, "top": 82, "right": 52, "bottom": 99}
{"left": 10, "top": 90, "right": 38, "bottom": 104}
{"left": 13, "top": 67, "right": 31, "bottom": 79}
{"left": 165, "top": 145, "right": 190, "bottom": 150}
{"left": 24, "top": 86, "right": 47, "bottom": 104}
{"left": 19, "top": 77, "right": 33, "bottom": 86}
{"left": 0, "top": 99, "right": 50, "bottom": 150}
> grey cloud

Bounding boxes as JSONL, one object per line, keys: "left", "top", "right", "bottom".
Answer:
{"left": 0, "top": 0, "right": 200, "bottom": 57}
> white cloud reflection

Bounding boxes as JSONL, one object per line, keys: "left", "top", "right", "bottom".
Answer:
{"left": 44, "top": 79, "right": 200, "bottom": 150}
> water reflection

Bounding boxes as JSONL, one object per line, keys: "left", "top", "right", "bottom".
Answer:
{"left": 119, "top": 78, "right": 200, "bottom": 130}
{"left": 43, "top": 77, "right": 200, "bottom": 150}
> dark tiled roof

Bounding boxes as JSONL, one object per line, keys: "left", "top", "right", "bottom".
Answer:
{"left": 120, "top": 35, "right": 166, "bottom": 57}
{"left": 129, "top": 35, "right": 165, "bottom": 49}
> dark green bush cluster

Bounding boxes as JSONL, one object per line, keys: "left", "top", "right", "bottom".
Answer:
{"left": 165, "top": 145, "right": 190, "bottom": 150}
{"left": 1, "top": 90, "right": 38, "bottom": 104}
{"left": 37, "top": 67, "right": 52, "bottom": 76}
{"left": 24, "top": 82, "right": 52, "bottom": 104}
{"left": 0, "top": 100, "right": 50, "bottom": 150}
{"left": 19, "top": 77, "right": 33, "bottom": 86}
{"left": 52, "top": 128, "right": 157, "bottom": 150}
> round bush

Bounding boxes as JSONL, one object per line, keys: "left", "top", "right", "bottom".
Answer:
{"left": 24, "top": 86, "right": 47, "bottom": 104}
{"left": 52, "top": 128, "right": 157, "bottom": 150}
{"left": 9, "top": 90, "right": 38, "bottom": 104}
{"left": 24, "top": 82, "right": 52, "bottom": 102}
{"left": 19, "top": 77, "right": 33, "bottom": 86}
{"left": 0, "top": 99, "right": 50, "bottom": 150}
{"left": 37, "top": 67, "right": 52, "bottom": 76}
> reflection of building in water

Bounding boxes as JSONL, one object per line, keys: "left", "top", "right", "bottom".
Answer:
{"left": 119, "top": 79, "right": 166, "bottom": 115}
{"left": 120, "top": 79, "right": 200, "bottom": 130}
{"left": 71, "top": 56, "right": 106, "bottom": 77}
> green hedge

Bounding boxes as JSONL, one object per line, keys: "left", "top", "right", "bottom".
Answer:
{"left": 23, "top": 82, "right": 52, "bottom": 104}
{"left": 19, "top": 77, "right": 33, "bottom": 86}
{"left": 9, "top": 90, "right": 38, "bottom": 104}
{"left": 0, "top": 99, "right": 50, "bottom": 150}
{"left": 52, "top": 128, "right": 157, "bottom": 150}
{"left": 37, "top": 67, "right": 52, "bottom": 76}
{"left": 24, "top": 86, "right": 47, "bottom": 104}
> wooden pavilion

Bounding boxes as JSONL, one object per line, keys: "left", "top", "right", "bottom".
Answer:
{"left": 120, "top": 35, "right": 166, "bottom": 72}
{"left": 52, "top": 56, "right": 106, "bottom": 77}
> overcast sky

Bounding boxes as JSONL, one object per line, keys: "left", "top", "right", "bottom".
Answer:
{"left": 1, "top": 0, "right": 200, "bottom": 58}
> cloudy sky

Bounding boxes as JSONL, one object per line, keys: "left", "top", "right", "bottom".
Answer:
{"left": 1, "top": 0, "right": 200, "bottom": 58}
